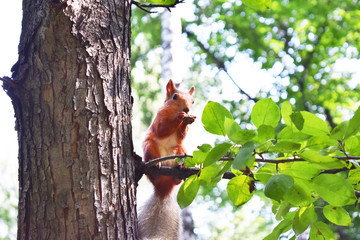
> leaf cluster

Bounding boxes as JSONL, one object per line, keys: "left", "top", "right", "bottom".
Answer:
{"left": 177, "top": 99, "right": 360, "bottom": 239}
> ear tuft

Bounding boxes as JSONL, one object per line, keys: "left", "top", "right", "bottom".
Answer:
{"left": 189, "top": 86, "right": 195, "bottom": 95}
{"left": 166, "top": 79, "right": 176, "bottom": 98}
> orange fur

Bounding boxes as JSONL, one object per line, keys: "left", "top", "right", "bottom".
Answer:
{"left": 142, "top": 79, "right": 195, "bottom": 198}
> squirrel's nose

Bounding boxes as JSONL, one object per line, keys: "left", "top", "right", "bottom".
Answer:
{"left": 183, "top": 108, "right": 189, "bottom": 113}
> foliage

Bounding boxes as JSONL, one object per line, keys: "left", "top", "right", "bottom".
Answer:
{"left": 186, "top": 0, "right": 360, "bottom": 125}
{"left": 177, "top": 99, "right": 360, "bottom": 239}
{"left": 131, "top": 7, "right": 163, "bottom": 126}
{"left": 0, "top": 186, "right": 17, "bottom": 240}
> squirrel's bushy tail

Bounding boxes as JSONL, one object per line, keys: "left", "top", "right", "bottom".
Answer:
{"left": 138, "top": 193, "right": 182, "bottom": 240}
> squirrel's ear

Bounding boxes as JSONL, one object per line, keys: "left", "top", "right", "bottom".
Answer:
{"left": 166, "top": 79, "right": 176, "bottom": 97}
{"left": 189, "top": 86, "right": 195, "bottom": 95}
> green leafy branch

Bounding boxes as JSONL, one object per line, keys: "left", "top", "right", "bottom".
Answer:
{"left": 172, "top": 99, "right": 360, "bottom": 239}
{"left": 131, "top": 0, "right": 184, "bottom": 13}
{"left": 136, "top": 98, "right": 360, "bottom": 239}
{"left": 139, "top": 154, "right": 359, "bottom": 187}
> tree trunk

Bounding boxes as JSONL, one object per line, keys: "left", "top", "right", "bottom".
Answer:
{"left": 7, "top": 0, "right": 137, "bottom": 239}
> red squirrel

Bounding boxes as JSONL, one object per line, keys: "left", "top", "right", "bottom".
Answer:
{"left": 138, "top": 79, "right": 195, "bottom": 240}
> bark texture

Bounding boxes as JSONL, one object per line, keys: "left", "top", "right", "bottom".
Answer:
{"left": 9, "top": 0, "right": 137, "bottom": 239}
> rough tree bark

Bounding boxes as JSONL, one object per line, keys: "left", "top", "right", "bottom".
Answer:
{"left": 5, "top": 0, "right": 137, "bottom": 239}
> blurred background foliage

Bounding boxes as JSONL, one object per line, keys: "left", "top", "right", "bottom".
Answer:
{"left": 131, "top": 0, "right": 360, "bottom": 239}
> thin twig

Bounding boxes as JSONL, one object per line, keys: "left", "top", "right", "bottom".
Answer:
{"left": 183, "top": 28, "right": 259, "bottom": 102}
{"left": 320, "top": 167, "right": 350, "bottom": 174}
{"left": 131, "top": 1, "right": 154, "bottom": 13}
{"left": 223, "top": 70, "right": 258, "bottom": 102}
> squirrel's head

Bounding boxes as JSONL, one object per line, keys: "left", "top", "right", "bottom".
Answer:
{"left": 165, "top": 79, "right": 195, "bottom": 113}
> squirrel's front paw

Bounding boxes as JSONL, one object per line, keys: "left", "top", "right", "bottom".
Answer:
{"left": 184, "top": 115, "right": 196, "bottom": 124}
{"left": 178, "top": 112, "right": 196, "bottom": 124}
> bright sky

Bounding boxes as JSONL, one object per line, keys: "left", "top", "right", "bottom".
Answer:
{"left": 0, "top": 1, "right": 21, "bottom": 181}
{"left": 0, "top": 1, "right": 22, "bottom": 238}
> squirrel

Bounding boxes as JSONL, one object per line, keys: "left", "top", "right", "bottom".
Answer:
{"left": 138, "top": 79, "right": 196, "bottom": 240}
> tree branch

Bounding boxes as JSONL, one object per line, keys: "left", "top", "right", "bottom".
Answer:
{"left": 324, "top": 108, "right": 336, "bottom": 129}
{"left": 133, "top": 154, "right": 360, "bottom": 184}
{"left": 141, "top": 165, "right": 236, "bottom": 180}
{"left": 0, "top": 76, "right": 18, "bottom": 89}
{"left": 292, "top": 18, "right": 328, "bottom": 112}
{"left": 143, "top": 154, "right": 360, "bottom": 168}
{"left": 183, "top": 28, "right": 259, "bottom": 103}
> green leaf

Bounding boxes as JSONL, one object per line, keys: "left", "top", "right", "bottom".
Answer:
{"left": 199, "top": 161, "right": 231, "bottom": 186}
{"left": 293, "top": 204, "right": 317, "bottom": 235}
{"left": 309, "top": 222, "right": 335, "bottom": 240}
{"left": 283, "top": 178, "right": 314, "bottom": 206}
{"left": 190, "top": 144, "right": 212, "bottom": 166}
{"left": 254, "top": 163, "right": 276, "bottom": 183}
{"left": 217, "top": 161, "right": 233, "bottom": 178}
{"left": 197, "top": 144, "right": 212, "bottom": 152}
{"left": 251, "top": 98, "right": 280, "bottom": 128}
{"left": 264, "top": 174, "right": 294, "bottom": 202}
{"left": 242, "top": 0, "right": 271, "bottom": 10}
{"left": 298, "top": 150, "right": 346, "bottom": 169}
{"left": 323, "top": 205, "right": 352, "bottom": 226}
{"left": 177, "top": 175, "right": 200, "bottom": 209}
{"left": 330, "top": 121, "right": 349, "bottom": 141}
{"left": 299, "top": 150, "right": 333, "bottom": 163}
{"left": 345, "top": 106, "right": 360, "bottom": 138}
{"left": 276, "top": 201, "right": 291, "bottom": 220}
{"left": 203, "top": 142, "right": 232, "bottom": 167}
{"left": 306, "top": 135, "right": 338, "bottom": 150}
{"left": 202, "top": 101, "right": 233, "bottom": 136}
{"left": 281, "top": 101, "right": 293, "bottom": 126}
{"left": 224, "top": 117, "right": 256, "bottom": 144}
{"left": 277, "top": 126, "right": 310, "bottom": 143}
{"left": 348, "top": 169, "right": 360, "bottom": 191}
{"left": 256, "top": 124, "right": 275, "bottom": 143}
{"left": 290, "top": 112, "right": 304, "bottom": 130}
{"left": 227, "top": 175, "right": 255, "bottom": 207}
{"left": 289, "top": 162, "right": 320, "bottom": 180}
{"left": 199, "top": 164, "right": 221, "bottom": 185}
{"left": 233, "top": 142, "right": 255, "bottom": 170}
{"left": 263, "top": 212, "right": 295, "bottom": 240}
{"left": 192, "top": 150, "right": 208, "bottom": 165}
{"left": 184, "top": 156, "right": 196, "bottom": 167}
{"left": 312, "top": 174, "right": 356, "bottom": 206}
{"left": 292, "top": 111, "right": 330, "bottom": 136}
{"left": 269, "top": 141, "right": 301, "bottom": 153}
{"left": 345, "top": 136, "right": 360, "bottom": 155}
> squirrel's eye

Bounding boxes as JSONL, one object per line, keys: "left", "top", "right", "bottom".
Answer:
{"left": 173, "top": 94, "right": 178, "bottom": 100}
{"left": 192, "top": 100, "right": 195, "bottom": 104}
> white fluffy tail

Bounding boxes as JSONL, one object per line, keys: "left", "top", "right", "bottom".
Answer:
{"left": 138, "top": 193, "right": 182, "bottom": 240}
